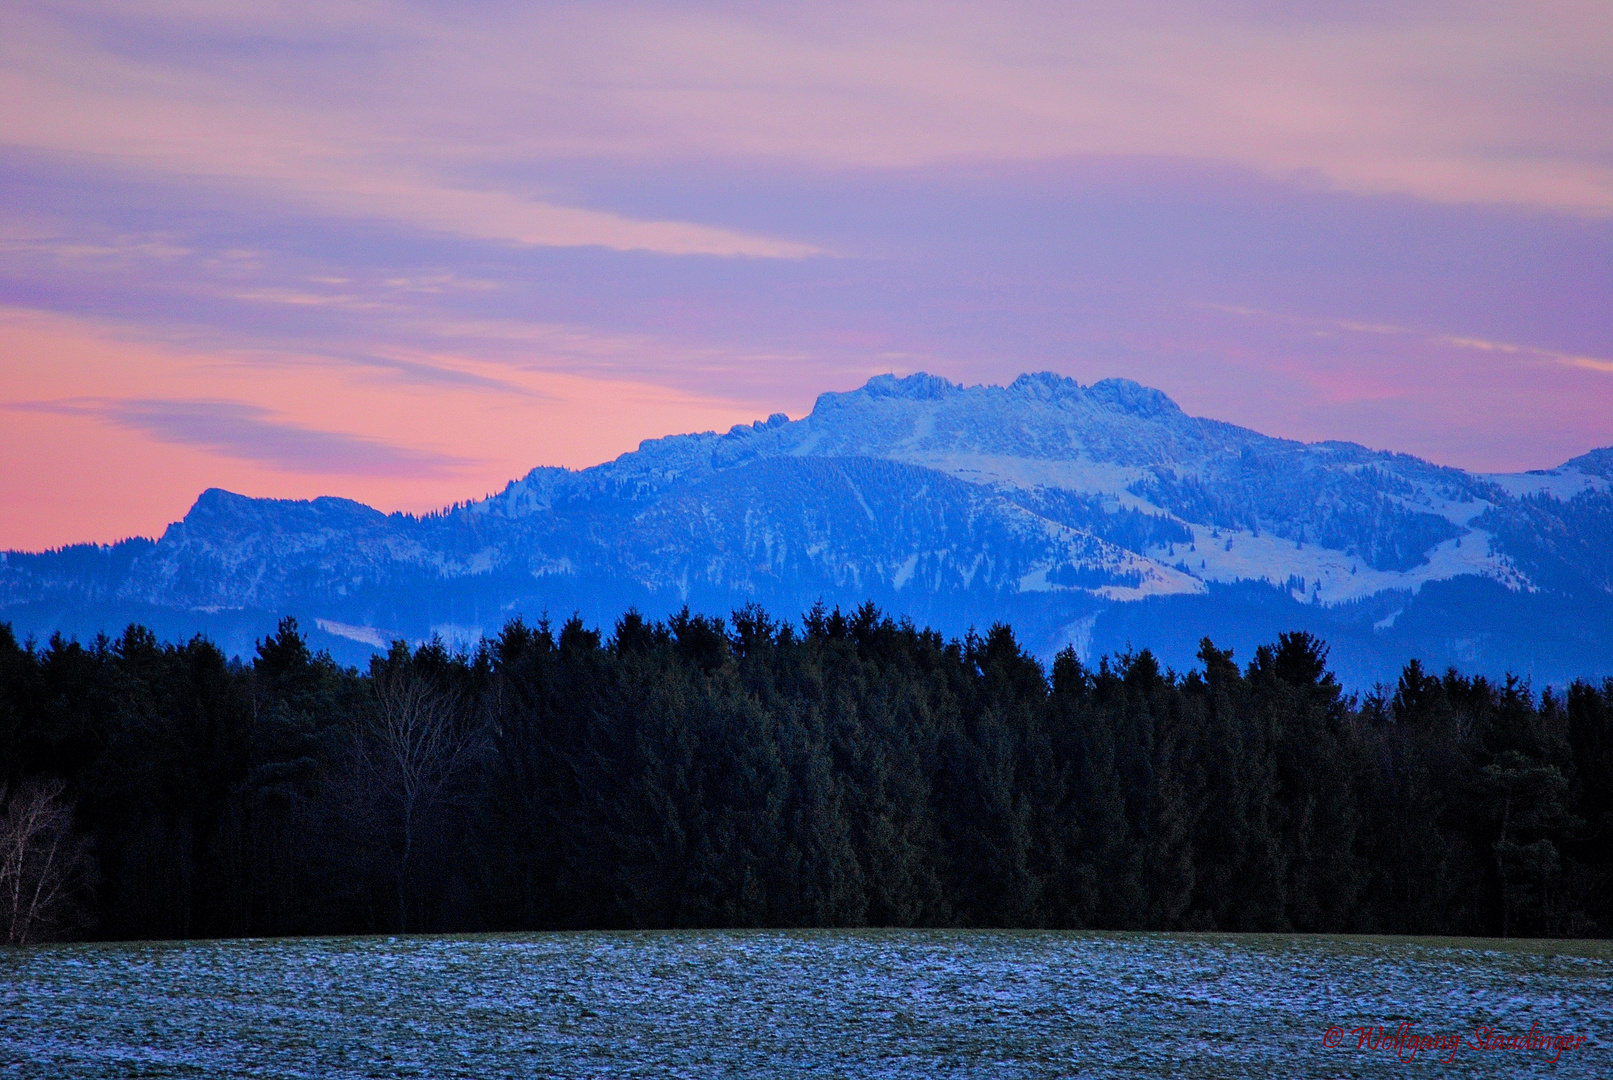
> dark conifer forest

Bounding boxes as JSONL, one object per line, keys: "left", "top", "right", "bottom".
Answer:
{"left": 1, "top": 605, "right": 1609, "bottom": 944}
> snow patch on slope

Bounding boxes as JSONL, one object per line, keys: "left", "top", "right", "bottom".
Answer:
{"left": 1165, "top": 524, "right": 1527, "bottom": 604}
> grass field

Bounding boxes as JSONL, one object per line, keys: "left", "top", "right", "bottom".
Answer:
{"left": 3, "top": 930, "right": 1608, "bottom": 1077}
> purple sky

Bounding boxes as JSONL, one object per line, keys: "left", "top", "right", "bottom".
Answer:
{"left": 3, "top": 1, "right": 1611, "bottom": 548}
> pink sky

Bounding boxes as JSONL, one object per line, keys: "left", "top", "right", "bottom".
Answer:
{"left": 2, "top": 1, "right": 1611, "bottom": 549}
{"left": 0, "top": 308, "right": 773, "bottom": 549}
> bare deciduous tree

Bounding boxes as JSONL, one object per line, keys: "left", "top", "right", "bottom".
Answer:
{"left": 0, "top": 779, "right": 95, "bottom": 946}
{"left": 359, "top": 669, "right": 482, "bottom": 931}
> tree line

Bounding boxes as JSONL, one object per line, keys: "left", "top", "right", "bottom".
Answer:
{"left": 1, "top": 604, "right": 1609, "bottom": 943}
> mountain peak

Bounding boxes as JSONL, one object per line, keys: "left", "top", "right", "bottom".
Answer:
{"left": 862, "top": 372, "right": 961, "bottom": 400}
{"left": 1002, "top": 372, "right": 1181, "bottom": 418}
{"left": 1007, "top": 371, "right": 1083, "bottom": 400}
{"left": 809, "top": 370, "right": 1184, "bottom": 422}
{"left": 811, "top": 372, "right": 961, "bottom": 416}
{"left": 176, "top": 489, "right": 386, "bottom": 539}
{"left": 1563, "top": 446, "right": 1613, "bottom": 478}
{"left": 1084, "top": 378, "right": 1182, "bottom": 419}
{"left": 189, "top": 487, "right": 249, "bottom": 511}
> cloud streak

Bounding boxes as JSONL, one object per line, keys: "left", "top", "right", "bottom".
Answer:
{"left": 1209, "top": 305, "right": 1613, "bottom": 379}
{"left": 5, "top": 1, "right": 1609, "bottom": 216}
{"left": 0, "top": 6, "right": 824, "bottom": 257}
{"left": 11, "top": 398, "right": 476, "bottom": 478}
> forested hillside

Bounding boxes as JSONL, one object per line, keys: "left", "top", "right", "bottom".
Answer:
{"left": 1, "top": 608, "right": 1609, "bottom": 943}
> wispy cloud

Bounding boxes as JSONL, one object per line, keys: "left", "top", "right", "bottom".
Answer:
{"left": 305, "top": 348, "right": 549, "bottom": 395}
{"left": 1438, "top": 334, "right": 1613, "bottom": 375}
{"left": 10, "top": 398, "right": 477, "bottom": 477}
{"left": 8, "top": 2, "right": 1608, "bottom": 216}
{"left": 0, "top": 6, "right": 825, "bottom": 257}
{"left": 1207, "top": 304, "right": 1613, "bottom": 377}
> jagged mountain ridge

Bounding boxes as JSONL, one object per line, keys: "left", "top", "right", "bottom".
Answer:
{"left": 3, "top": 372, "right": 1610, "bottom": 686}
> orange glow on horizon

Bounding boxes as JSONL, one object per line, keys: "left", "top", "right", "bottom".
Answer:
{"left": 0, "top": 308, "right": 771, "bottom": 550}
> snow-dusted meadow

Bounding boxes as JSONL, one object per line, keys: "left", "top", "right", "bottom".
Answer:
{"left": 4, "top": 930, "right": 1608, "bottom": 1078}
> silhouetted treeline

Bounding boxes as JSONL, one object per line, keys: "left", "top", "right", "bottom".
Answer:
{"left": 1, "top": 604, "right": 1609, "bottom": 942}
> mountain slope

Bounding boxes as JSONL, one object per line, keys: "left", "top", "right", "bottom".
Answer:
{"left": 4, "top": 372, "right": 1609, "bottom": 686}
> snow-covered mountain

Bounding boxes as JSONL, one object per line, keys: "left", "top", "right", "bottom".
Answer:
{"left": 4, "top": 372, "right": 1611, "bottom": 686}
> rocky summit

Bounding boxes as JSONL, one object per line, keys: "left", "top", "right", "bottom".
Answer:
{"left": 4, "top": 372, "right": 1610, "bottom": 686}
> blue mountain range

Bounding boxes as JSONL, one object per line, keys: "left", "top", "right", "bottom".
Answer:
{"left": 5, "top": 372, "right": 1611, "bottom": 687}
